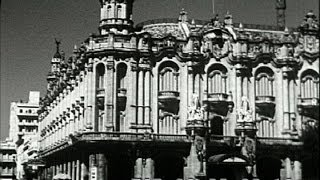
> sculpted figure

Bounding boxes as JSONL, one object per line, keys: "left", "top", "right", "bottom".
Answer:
{"left": 237, "top": 96, "right": 253, "bottom": 123}
{"left": 188, "top": 94, "right": 204, "bottom": 121}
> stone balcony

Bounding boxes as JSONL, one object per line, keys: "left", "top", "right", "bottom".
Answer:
{"left": 297, "top": 97, "right": 319, "bottom": 119}
{"left": 255, "top": 95, "right": 276, "bottom": 117}
{"left": 96, "top": 88, "right": 105, "bottom": 110}
{"left": 203, "top": 92, "right": 234, "bottom": 116}
{"left": 158, "top": 91, "right": 180, "bottom": 114}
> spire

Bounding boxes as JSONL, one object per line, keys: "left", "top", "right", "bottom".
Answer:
{"left": 275, "top": 0, "right": 286, "bottom": 30}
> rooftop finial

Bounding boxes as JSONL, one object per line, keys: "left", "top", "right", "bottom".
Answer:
{"left": 53, "top": 38, "right": 62, "bottom": 58}
{"left": 55, "top": 38, "right": 61, "bottom": 53}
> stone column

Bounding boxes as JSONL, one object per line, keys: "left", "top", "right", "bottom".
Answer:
{"left": 63, "top": 162, "right": 67, "bottom": 174}
{"left": 67, "top": 161, "right": 72, "bottom": 177}
{"left": 53, "top": 164, "right": 56, "bottom": 176}
{"left": 72, "top": 160, "right": 76, "bottom": 180}
{"left": 97, "top": 154, "right": 107, "bottom": 180}
{"left": 293, "top": 160, "right": 302, "bottom": 180}
{"left": 187, "top": 66, "right": 193, "bottom": 107}
{"left": 87, "top": 60, "right": 95, "bottom": 131}
{"left": 129, "top": 61, "right": 138, "bottom": 130}
{"left": 285, "top": 157, "right": 292, "bottom": 180}
{"left": 144, "top": 69, "right": 151, "bottom": 126}
{"left": 289, "top": 79, "right": 296, "bottom": 131}
{"left": 81, "top": 153, "right": 89, "bottom": 180}
{"left": 282, "top": 72, "right": 290, "bottom": 131}
{"left": 236, "top": 68, "right": 242, "bottom": 109}
{"left": 106, "top": 60, "right": 115, "bottom": 131}
{"left": 144, "top": 158, "right": 155, "bottom": 179}
{"left": 243, "top": 76, "right": 248, "bottom": 98}
{"left": 76, "top": 159, "right": 81, "bottom": 180}
{"left": 138, "top": 69, "right": 144, "bottom": 127}
{"left": 134, "top": 158, "right": 143, "bottom": 179}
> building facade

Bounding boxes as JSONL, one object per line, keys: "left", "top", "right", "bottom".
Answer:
{"left": 9, "top": 91, "right": 40, "bottom": 144}
{"left": 37, "top": 1, "right": 319, "bottom": 180}
{"left": 0, "top": 139, "right": 17, "bottom": 180}
{"left": 7, "top": 91, "right": 40, "bottom": 180}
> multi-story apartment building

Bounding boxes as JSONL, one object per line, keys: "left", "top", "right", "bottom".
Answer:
{"left": 8, "top": 91, "right": 40, "bottom": 180}
{"left": 37, "top": 0, "right": 319, "bottom": 180}
{"left": 9, "top": 91, "right": 40, "bottom": 144}
{"left": 0, "top": 139, "right": 16, "bottom": 180}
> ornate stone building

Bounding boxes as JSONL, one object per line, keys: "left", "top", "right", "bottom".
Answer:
{"left": 37, "top": 0, "right": 319, "bottom": 180}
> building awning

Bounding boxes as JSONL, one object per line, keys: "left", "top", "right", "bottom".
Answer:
{"left": 208, "top": 153, "right": 250, "bottom": 165}
{"left": 53, "top": 173, "right": 71, "bottom": 180}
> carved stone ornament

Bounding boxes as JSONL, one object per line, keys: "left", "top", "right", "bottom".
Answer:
{"left": 237, "top": 96, "right": 254, "bottom": 123}
{"left": 188, "top": 94, "right": 204, "bottom": 121}
{"left": 241, "top": 137, "right": 256, "bottom": 164}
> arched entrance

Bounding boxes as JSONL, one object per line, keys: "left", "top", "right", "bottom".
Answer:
{"left": 207, "top": 154, "right": 250, "bottom": 180}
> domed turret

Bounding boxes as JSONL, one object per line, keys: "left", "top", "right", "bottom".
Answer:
{"left": 99, "top": 0, "right": 135, "bottom": 35}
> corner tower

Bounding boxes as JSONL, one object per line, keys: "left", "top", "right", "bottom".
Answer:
{"left": 99, "top": 0, "right": 134, "bottom": 35}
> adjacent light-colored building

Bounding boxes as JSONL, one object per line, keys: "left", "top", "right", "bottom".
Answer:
{"left": 7, "top": 91, "right": 40, "bottom": 180}
{"left": 9, "top": 91, "right": 40, "bottom": 144}
{"left": 35, "top": 0, "right": 318, "bottom": 180}
{"left": 0, "top": 138, "right": 16, "bottom": 180}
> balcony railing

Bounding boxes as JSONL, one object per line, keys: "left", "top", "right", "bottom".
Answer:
{"left": 158, "top": 91, "right": 180, "bottom": 101}
{"left": 96, "top": 88, "right": 105, "bottom": 98}
{"left": 297, "top": 97, "right": 319, "bottom": 119}
{"left": 203, "top": 92, "right": 234, "bottom": 116}
{"left": 257, "top": 137, "right": 302, "bottom": 146}
{"left": 96, "top": 88, "right": 105, "bottom": 110}
{"left": 17, "top": 111, "right": 38, "bottom": 117}
{"left": 158, "top": 91, "right": 180, "bottom": 114}
{"left": 255, "top": 95, "right": 275, "bottom": 103}
{"left": 79, "top": 132, "right": 189, "bottom": 143}
{"left": 255, "top": 95, "right": 276, "bottom": 117}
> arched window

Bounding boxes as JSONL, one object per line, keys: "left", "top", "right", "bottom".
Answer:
{"left": 115, "top": 63, "right": 127, "bottom": 132}
{"left": 107, "top": 5, "right": 112, "bottom": 18}
{"left": 96, "top": 64, "right": 105, "bottom": 89}
{"left": 117, "top": 63, "right": 127, "bottom": 90}
{"left": 255, "top": 67, "right": 275, "bottom": 137}
{"left": 159, "top": 62, "right": 179, "bottom": 92}
{"left": 207, "top": 64, "right": 228, "bottom": 94}
{"left": 301, "top": 70, "right": 319, "bottom": 99}
{"left": 255, "top": 67, "right": 274, "bottom": 96}
{"left": 117, "top": 5, "right": 122, "bottom": 18}
{"left": 158, "top": 61, "right": 180, "bottom": 134}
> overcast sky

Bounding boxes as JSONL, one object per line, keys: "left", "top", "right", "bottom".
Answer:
{"left": 1, "top": 0, "right": 319, "bottom": 140}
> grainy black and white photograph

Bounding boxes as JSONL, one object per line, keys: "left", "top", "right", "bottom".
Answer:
{"left": 0, "top": 0, "right": 319, "bottom": 180}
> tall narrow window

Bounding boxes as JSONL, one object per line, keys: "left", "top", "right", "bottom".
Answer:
{"left": 207, "top": 64, "right": 227, "bottom": 94}
{"left": 301, "top": 70, "right": 319, "bottom": 99}
{"left": 116, "top": 63, "right": 127, "bottom": 132}
{"left": 206, "top": 64, "right": 228, "bottom": 135}
{"left": 255, "top": 67, "right": 275, "bottom": 137}
{"left": 117, "top": 63, "right": 127, "bottom": 90}
{"left": 96, "top": 64, "right": 105, "bottom": 89}
{"left": 159, "top": 62, "right": 179, "bottom": 92}
{"left": 107, "top": 5, "right": 112, "bottom": 18}
{"left": 255, "top": 68, "right": 274, "bottom": 97}
{"left": 158, "top": 61, "right": 180, "bottom": 134}
{"left": 117, "top": 5, "right": 122, "bottom": 18}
